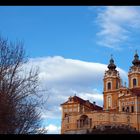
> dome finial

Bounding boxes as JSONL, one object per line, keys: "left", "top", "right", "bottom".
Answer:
{"left": 108, "top": 54, "right": 116, "bottom": 70}
{"left": 132, "top": 50, "right": 140, "bottom": 66}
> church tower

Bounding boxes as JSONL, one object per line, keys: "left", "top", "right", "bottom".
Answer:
{"left": 103, "top": 55, "right": 121, "bottom": 111}
{"left": 128, "top": 51, "right": 140, "bottom": 89}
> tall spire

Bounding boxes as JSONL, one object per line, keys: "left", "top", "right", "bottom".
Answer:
{"left": 108, "top": 54, "right": 116, "bottom": 70}
{"left": 132, "top": 50, "right": 140, "bottom": 66}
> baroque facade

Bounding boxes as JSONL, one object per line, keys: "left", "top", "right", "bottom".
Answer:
{"left": 60, "top": 52, "right": 140, "bottom": 134}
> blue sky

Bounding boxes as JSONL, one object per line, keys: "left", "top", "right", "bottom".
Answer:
{"left": 0, "top": 6, "right": 139, "bottom": 69}
{"left": 0, "top": 6, "right": 140, "bottom": 134}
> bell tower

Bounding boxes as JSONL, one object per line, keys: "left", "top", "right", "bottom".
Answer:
{"left": 128, "top": 51, "right": 140, "bottom": 89}
{"left": 103, "top": 55, "right": 121, "bottom": 111}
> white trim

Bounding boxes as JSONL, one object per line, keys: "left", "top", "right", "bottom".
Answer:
{"left": 106, "top": 95, "right": 112, "bottom": 109}
{"left": 78, "top": 104, "right": 80, "bottom": 112}
{"left": 135, "top": 97, "right": 138, "bottom": 113}
{"left": 108, "top": 97, "right": 111, "bottom": 107}
{"left": 83, "top": 106, "right": 84, "bottom": 112}
{"left": 119, "top": 100, "right": 121, "bottom": 112}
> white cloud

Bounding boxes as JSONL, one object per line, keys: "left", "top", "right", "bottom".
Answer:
{"left": 95, "top": 6, "right": 140, "bottom": 49}
{"left": 24, "top": 56, "right": 128, "bottom": 133}
{"left": 79, "top": 90, "right": 103, "bottom": 106}
{"left": 44, "top": 124, "right": 61, "bottom": 134}
{"left": 26, "top": 56, "right": 127, "bottom": 121}
{"left": 29, "top": 56, "right": 127, "bottom": 88}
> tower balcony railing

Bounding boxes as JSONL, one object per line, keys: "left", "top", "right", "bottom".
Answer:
{"left": 104, "top": 72, "right": 120, "bottom": 77}
{"left": 129, "top": 67, "right": 140, "bottom": 73}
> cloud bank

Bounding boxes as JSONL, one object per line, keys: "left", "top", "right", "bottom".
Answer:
{"left": 45, "top": 124, "right": 61, "bottom": 134}
{"left": 25, "top": 56, "right": 127, "bottom": 133}
{"left": 27, "top": 56, "right": 127, "bottom": 117}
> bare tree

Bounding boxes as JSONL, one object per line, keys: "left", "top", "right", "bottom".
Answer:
{"left": 0, "top": 37, "right": 45, "bottom": 134}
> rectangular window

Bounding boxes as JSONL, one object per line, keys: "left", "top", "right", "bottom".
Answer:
{"left": 90, "top": 118, "right": 92, "bottom": 128}
{"left": 131, "top": 106, "right": 134, "bottom": 113}
{"left": 126, "top": 106, "right": 129, "bottom": 112}
{"left": 122, "top": 107, "right": 125, "bottom": 112}
{"left": 77, "top": 120, "right": 79, "bottom": 128}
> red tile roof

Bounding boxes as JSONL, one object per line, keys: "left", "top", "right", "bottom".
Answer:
{"left": 61, "top": 95, "right": 103, "bottom": 111}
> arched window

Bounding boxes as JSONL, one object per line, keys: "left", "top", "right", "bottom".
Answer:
{"left": 78, "top": 115, "right": 90, "bottom": 128}
{"left": 108, "top": 97, "right": 111, "bottom": 107}
{"left": 126, "top": 106, "right": 129, "bottom": 112}
{"left": 107, "top": 82, "right": 111, "bottom": 90}
{"left": 65, "top": 114, "right": 69, "bottom": 123}
{"left": 133, "top": 78, "right": 137, "bottom": 87}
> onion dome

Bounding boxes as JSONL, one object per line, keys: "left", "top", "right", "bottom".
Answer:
{"left": 132, "top": 50, "right": 140, "bottom": 66}
{"left": 108, "top": 55, "right": 116, "bottom": 70}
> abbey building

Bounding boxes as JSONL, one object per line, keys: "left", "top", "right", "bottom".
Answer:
{"left": 60, "top": 52, "right": 140, "bottom": 134}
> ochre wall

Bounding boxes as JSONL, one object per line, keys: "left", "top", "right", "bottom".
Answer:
{"left": 61, "top": 111, "right": 140, "bottom": 134}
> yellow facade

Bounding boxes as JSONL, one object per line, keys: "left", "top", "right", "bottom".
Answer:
{"left": 61, "top": 52, "right": 140, "bottom": 134}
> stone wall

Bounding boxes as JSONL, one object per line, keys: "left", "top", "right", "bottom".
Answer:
{"left": 61, "top": 111, "right": 140, "bottom": 133}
